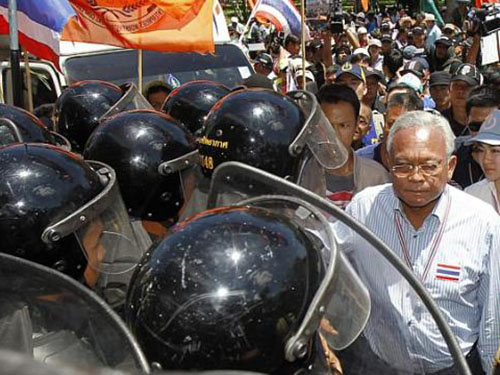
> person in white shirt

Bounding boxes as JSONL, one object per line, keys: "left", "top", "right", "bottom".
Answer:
{"left": 334, "top": 110, "right": 500, "bottom": 374}
{"left": 465, "top": 109, "right": 500, "bottom": 214}
{"left": 425, "top": 14, "right": 442, "bottom": 50}
{"left": 368, "top": 39, "right": 384, "bottom": 71}
{"left": 230, "top": 16, "right": 246, "bottom": 35}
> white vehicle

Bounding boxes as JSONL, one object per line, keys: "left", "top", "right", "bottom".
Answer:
{"left": 0, "top": 1, "right": 253, "bottom": 108}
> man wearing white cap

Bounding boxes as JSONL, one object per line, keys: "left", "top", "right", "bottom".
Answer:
{"left": 295, "top": 69, "right": 317, "bottom": 92}
{"left": 357, "top": 26, "right": 369, "bottom": 48}
{"left": 230, "top": 16, "right": 245, "bottom": 35}
{"left": 465, "top": 110, "right": 500, "bottom": 214}
{"left": 368, "top": 39, "right": 383, "bottom": 71}
{"left": 425, "top": 13, "right": 441, "bottom": 49}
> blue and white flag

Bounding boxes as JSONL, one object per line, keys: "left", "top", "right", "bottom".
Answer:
{"left": 254, "top": 0, "right": 309, "bottom": 38}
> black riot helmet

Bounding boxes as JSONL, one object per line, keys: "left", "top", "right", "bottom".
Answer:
{"left": 0, "top": 104, "right": 70, "bottom": 149}
{"left": 126, "top": 197, "right": 371, "bottom": 373}
{"left": 177, "top": 89, "right": 348, "bottom": 218}
{"left": 84, "top": 109, "right": 198, "bottom": 223}
{"left": 198, "top": 89, "right": 347, "bottom": 182}
{"left": 0, "top": 143, "right": 147, "bottom": 291}
{"left": 54, "top": 81, "right": 152, "bottom": 152}
{"left": 162, "top": 80, "right": 230, "bottom": 135}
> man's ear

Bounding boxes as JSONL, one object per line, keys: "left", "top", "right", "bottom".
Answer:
{"left": 447, "top": 155, "right": 458, "bottom": 180}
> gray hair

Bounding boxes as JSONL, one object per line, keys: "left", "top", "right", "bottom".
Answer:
{"left": 386, "top": 110, "right": 456, "bottom": 157}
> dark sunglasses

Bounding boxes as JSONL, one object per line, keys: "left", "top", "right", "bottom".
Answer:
{"left": 468, "top": 121, "right": 483, "bottom": 132}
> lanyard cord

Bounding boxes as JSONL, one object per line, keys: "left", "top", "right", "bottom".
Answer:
{"left": 394, "top": 193, "right": 452, "bottom": 282}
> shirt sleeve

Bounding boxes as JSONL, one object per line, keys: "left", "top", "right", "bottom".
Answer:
{"left": 478, "top": 223, "right": 500, "bottom": 373}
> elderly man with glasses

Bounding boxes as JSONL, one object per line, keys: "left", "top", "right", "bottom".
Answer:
{"left": 334, "top": 111, "right": 500, "bottom": 374}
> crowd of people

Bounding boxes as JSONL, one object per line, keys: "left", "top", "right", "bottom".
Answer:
{"left": 226, "top": 1, "right": 500, "bottom": 203}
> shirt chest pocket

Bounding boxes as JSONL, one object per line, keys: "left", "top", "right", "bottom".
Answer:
{"left": 426, "top": 261, "right": 481, "bottom": 305}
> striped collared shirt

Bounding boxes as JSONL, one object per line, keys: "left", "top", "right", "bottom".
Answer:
{"left": 332, "top": 183, "right": 500, "bottom": 373}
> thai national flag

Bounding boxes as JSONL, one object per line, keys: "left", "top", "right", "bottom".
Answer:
{"left": 0, "top": 0, "right": 75, "bottom": 70}
{"left": 436, "top": 264, "right": 461, "bottom": 281}
{"left": 254, "top": 0, "right": 309, "bottom": 38}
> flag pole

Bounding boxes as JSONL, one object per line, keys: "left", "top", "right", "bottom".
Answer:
{"left": 138, "top": 49, "right": 143, "bottom": 93}
{"left": 300, "top": 0, "right": 306, "bottom": 90}
{"left": 8, "top": 0, "right": 23, "bottom": 108}
{"left": 23, "top": 48, "right": 33, "bottom": 112}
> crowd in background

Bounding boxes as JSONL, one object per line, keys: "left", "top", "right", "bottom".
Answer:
{"left": 219, "top": 1, "right": 500, "bottom": 211}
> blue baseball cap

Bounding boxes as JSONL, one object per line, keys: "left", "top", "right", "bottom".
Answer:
{"left": 335, "top": 63, "right": 366, "bottom": 83}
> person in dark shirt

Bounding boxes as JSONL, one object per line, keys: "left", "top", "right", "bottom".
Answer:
{"left": 363, "top": 67, "right": 386, "bottom": 113}
{"left": 429, "top": 71, "right": 451, "bottom": 114}
{"left": 382, "top": 49, "right": 404, "bottom": 88}
{"left": 442, "top": 63, "right": 482, "bottom": 137}
{"left": 426, "top": 36, "right": 455, "bottom": 73}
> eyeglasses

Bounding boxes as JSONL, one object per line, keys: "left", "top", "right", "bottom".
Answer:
{"left": 391, "top": 162, "right": 442, "bottom": 177}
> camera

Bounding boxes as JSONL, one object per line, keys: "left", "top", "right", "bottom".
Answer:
{"left": 470, "top": 4, "right": 500, "bottom": 36}
{"left": 328, "top": 0, "right": 344, "bottom": 34}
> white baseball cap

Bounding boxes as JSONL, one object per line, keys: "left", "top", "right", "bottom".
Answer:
{"left": 353, "top": 48, "right": 370, "bottom": 58}
{"left": 357, "top": 27, "right": 368, "bottom": 35}
{"left": 295, "top": 69, "right": 315, "bottom": 82}
{"left": 425, "top": 13, "right": 436, "bottom": 22}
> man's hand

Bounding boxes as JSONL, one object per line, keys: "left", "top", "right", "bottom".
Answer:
{"left": 319, "top": 327, "right": 343, "bottom": 375}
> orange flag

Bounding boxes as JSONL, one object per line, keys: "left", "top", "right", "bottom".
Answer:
{"left": 61, "top": 0, "right": 214, "bottom": 53}
{"left": 361, "top": 0, "right": 370, "bottom": 12}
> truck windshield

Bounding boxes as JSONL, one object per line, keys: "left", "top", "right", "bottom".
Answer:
{"left": 64, "top": 44, "right": 253, "bottom": 89}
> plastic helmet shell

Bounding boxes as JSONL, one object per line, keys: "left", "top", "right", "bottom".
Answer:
{"left": 54, "top": 80, "right": 123, "bottom": 152}
{"left": 84, "top": 109, "right": 197, "bottom": 221}
{"left": 163, "top": 80, "right": 230, "bottom": 135}
{"left": 0, "top": 103, "right": 56, "bottom": 145}
{"left": 126, "top": 206, "right": 324, "bottom": 373}
{"left": 0, "top": 143, "right": 103, "bottom": 279}
{"left": 199, "top": 89, "right": 305, "bottom": 179}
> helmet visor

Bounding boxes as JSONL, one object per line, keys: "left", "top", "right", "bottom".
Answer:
{"left": 41, "top": 161, "right": 147, "bottom": 276}
{"left": 295, "top": 150, "right": 327, "bottom": 197}
{"left": 0, "top": 118, "right": 21, "bottom": 145}
{"left": 100, "top": 83, "right": 153, "bottom": 121}
{"left": 287, "top": 91, "right": 348, "bottom": 170}
{"left": 178, "top": 166, "right": 212, "bottom": 220}
{"left": 74, "top": 190, "right": 143, "bottom": 276}
{"left": 319, "top": 250, "right": 371, "bottom": 350}
{"left": 157, "top": 150, "right": 201, "bottom": 221}
{"left": 233, "top": 195, "right": 370, "bottom": 355}
{"left": 0, "top": 253, "right": 149, "bottom": 371}
{"left": 50, "top": 131, "right": 72, "bottom": 151}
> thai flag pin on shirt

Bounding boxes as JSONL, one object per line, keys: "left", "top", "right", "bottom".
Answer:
{"left": 436, "top": 264, "right": 461, "bottom": 281}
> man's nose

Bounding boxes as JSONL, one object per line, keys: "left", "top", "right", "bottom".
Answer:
{"left": 408, "top": 168, "right": 426, "bottom": 182}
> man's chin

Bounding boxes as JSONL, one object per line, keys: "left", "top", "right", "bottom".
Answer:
{"left": 403, "top": 200, "right": 431, "bottom": 209}
{"left": 400, "top": 194, "right": 435, "bottom": 209}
